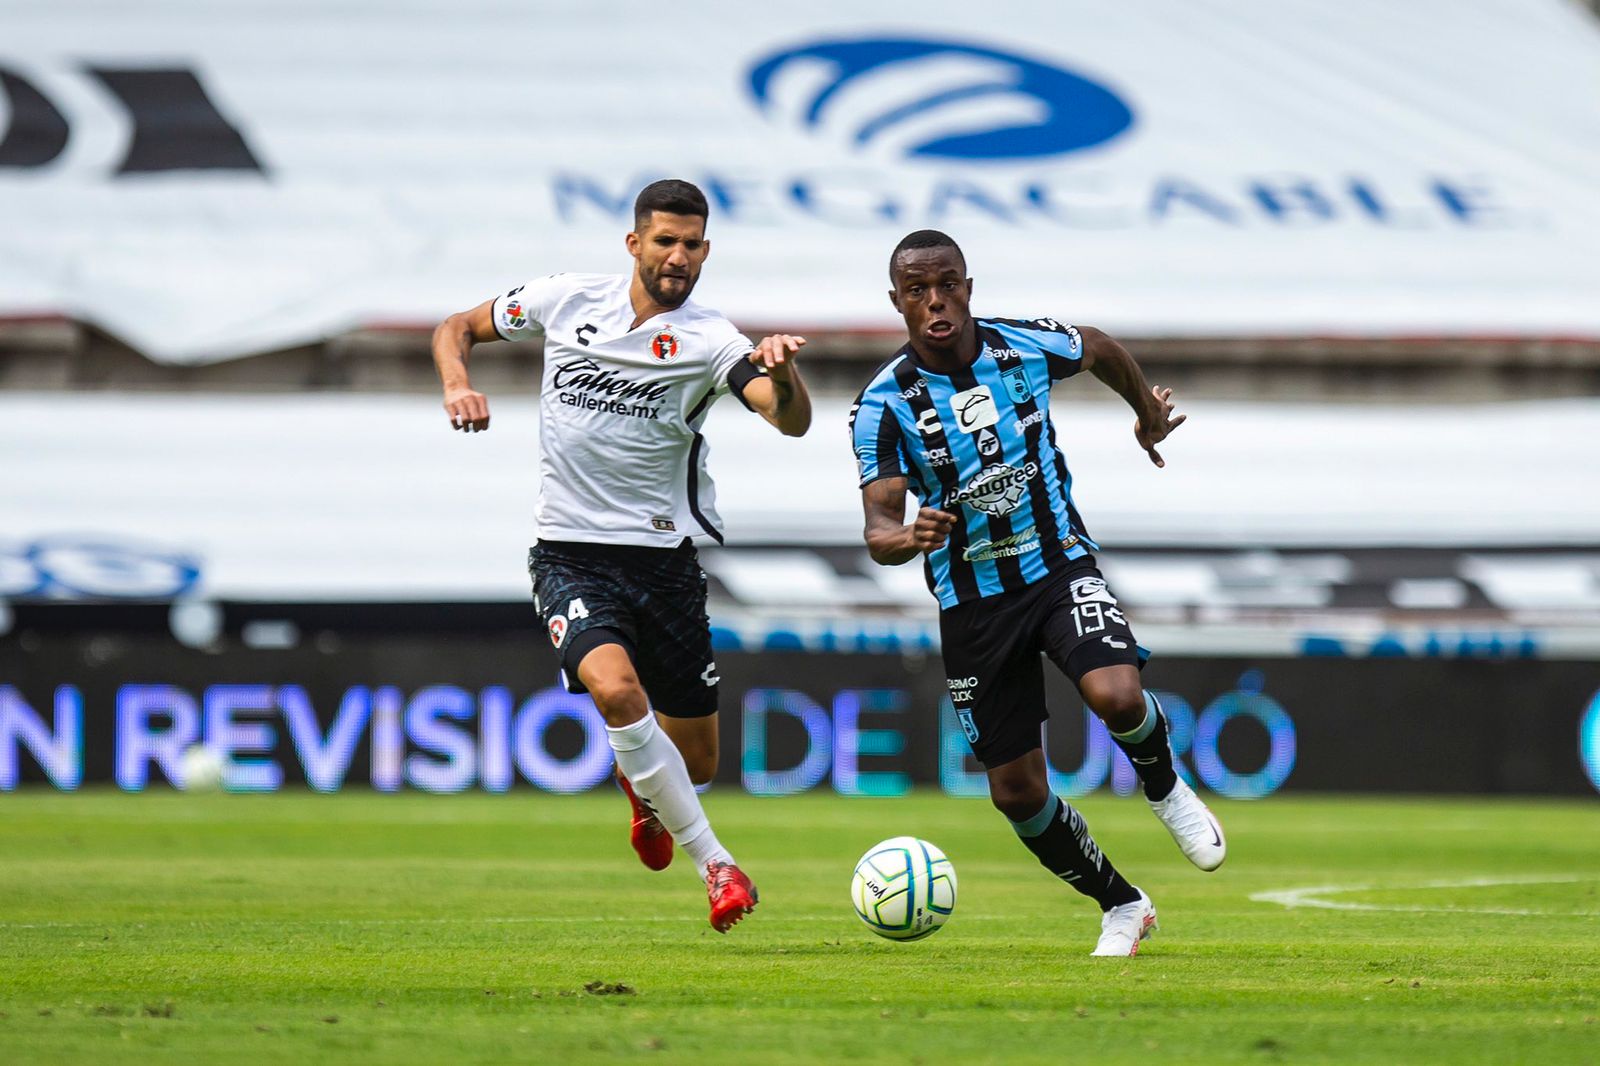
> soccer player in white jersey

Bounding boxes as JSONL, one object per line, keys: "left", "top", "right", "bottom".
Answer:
{"left": 430, "top": 180, "right": 811, "bottom": 932}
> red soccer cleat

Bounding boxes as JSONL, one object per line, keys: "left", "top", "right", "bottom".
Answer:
{"left": 616, "top": 770, "right": 673, "bottom": 871}
{"left": 705, "top": 861, "right": 759, "bottom": 933}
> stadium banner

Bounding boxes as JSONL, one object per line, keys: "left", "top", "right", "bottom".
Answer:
{"left": 4, "top": 638, "right": 1598, "bottom": 797}
{"left": 2, "top": 0, "right": 1599, "bottom": 360}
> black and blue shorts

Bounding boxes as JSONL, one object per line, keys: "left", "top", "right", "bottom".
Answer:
{"left": 528, "top": 539, "right": 719, "bottom": 718}
{"left": 940, "top": 556, "right": 1148, "bottom": 769}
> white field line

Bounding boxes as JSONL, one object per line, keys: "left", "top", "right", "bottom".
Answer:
{"left": 1251, "top": 874, "right": 1600, "bottom": 917}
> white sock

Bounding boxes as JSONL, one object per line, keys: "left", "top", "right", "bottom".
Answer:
{"left": 606, "top": 715, "right": 733, "bottom": 880}
{"left": 679, "top": 824, "right": 733, "bottom": 881}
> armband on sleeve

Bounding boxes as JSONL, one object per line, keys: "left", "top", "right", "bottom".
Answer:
{"left": 726, "top": 357, "right": 767, "bottom": 411}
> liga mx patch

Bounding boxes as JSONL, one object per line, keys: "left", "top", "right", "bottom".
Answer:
{"left": 502, "top": 300, "right": 527, "bottom": 330}
{"left": 649, "top": 326, "right": 681, "bottom": 364}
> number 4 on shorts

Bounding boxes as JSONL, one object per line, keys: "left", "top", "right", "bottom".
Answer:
{"left": 568, "top": 598, "right": 589, "bottom": 619}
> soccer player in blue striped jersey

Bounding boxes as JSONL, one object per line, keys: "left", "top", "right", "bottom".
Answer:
{"left": 851, "top": 230, "right": 1227, "bottom": 956}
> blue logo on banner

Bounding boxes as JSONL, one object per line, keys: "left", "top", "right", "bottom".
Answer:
{"left": 0, "top": 536, "right": 201, "bottom": 601}
{"left": 747, "top": 36, "right": 1134, "bottom": 162}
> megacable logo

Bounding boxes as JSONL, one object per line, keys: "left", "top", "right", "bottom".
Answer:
{"left": 746, "top": 36, "right": 1133, "bottom": 162}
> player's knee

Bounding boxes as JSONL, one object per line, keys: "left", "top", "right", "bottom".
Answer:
{"left": 1084, "top": 681, "right": 1146, "bottom": 733}
{"left": 989, "top": 776, "right": 1050, "bottom": 823}
{"left": 683, "top": 750, "right": 718, "bottom": 786}
{"left": 586, "top": 675, "right": 648, "bottom": 725}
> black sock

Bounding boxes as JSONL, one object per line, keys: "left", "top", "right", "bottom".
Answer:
{"left": 1110, "top": 692, "right": 1179, "bottom": 802}
{"left": 1010, "top": 796, "right": 1140, "bottom": 911}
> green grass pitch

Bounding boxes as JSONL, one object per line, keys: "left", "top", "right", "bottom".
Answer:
{"left": 2, "top": 790, "right": 1597, "bottom": 1064}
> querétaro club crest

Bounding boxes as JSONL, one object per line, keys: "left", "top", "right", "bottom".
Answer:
{"left": 649, "top": 327, "right": 681, "bottom": 364}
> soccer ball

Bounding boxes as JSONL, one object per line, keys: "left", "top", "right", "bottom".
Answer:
{"left": 850, "top": 836, "right": 957, "bottom": 941}
{"left": 178, "top": 744, "right": 226, "bottom": 792}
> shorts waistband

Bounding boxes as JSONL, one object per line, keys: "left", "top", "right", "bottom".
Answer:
{"left": 939, "top": 553, "right": 1099, "bottom": 615}
{"left": 532, "top": 538, "right": 696, "bottom": 562}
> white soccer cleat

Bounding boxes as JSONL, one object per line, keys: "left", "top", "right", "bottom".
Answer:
{"left": 1091, "top": 888, "right": 1157, "bottom": 957}
{"left": 1149, "top": 777, "right": 1227, "bottom": 871}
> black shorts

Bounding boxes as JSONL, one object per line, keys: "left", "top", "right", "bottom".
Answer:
{"left": 939, "top": 556, "right": 1148, "bottom": 769}
{"left": 528, "top": 539, "right": 719, "bottom": 718}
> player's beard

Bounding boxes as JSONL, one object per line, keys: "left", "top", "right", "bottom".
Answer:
{"left": 642, "top": 265, "right": 695, "bottom": 309}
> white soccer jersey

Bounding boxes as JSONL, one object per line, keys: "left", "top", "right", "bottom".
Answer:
{"left": 490, "top": 273, "right": 756, "bottom": 547}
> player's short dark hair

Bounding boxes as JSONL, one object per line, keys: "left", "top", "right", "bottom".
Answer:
{"left": 634, "top": 179, "right": 709, "bottom": 230}
{"left": 889, "top": 229, "right": 965, "bottom": 282}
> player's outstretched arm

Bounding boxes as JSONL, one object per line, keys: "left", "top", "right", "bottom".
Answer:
{"left": 1079, "top": 325, "right": 1187, "bottom": 468}
{"left": 739, "top": 334, "right": 812, "bottom": 436}
{"left": 862, "top": 478, "right": 957, "bottom": 566}
{"left": 431, "top": 299, "right": 500, "bottom": 433}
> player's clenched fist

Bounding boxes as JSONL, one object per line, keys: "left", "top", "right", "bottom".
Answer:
{"left": 444, "top": 386, "right": 490, "bottom": 433}
{"left": 910, "top": 507, "right": 959, "bottom": 552}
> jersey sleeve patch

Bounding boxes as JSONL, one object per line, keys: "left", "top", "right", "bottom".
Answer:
{"left": 489, "top": 274, "right": 570, "bottom": 342}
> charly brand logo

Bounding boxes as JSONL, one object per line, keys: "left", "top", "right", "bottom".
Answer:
{"left": 745, "top": 36, "right": 1133, "bottom": 162}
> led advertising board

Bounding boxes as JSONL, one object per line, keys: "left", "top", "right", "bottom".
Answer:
{"left": 2, "top": 637, "right": 1596, "bottom": 796}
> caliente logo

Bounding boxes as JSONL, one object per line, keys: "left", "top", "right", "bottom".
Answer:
{"left": 746, "top": 36, "right": 1133, "bottom": 162}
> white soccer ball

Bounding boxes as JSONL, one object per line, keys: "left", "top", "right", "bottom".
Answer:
{"left": 850, "top": 836, "right": 957, "bottom": 941}
{"left": 178, "top": 744, "right": 226, "bottom": 792}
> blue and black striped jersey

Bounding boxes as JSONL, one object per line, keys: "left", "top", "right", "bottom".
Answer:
{"left": 849, "top": 317, "right": 1100, "bottom": 610}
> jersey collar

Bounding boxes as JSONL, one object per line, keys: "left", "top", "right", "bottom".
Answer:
{"left": 900, "top": 337, "right": 986, "bottom": 378}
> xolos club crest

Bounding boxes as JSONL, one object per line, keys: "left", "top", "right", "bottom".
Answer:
{"left": 648, "top": 326, "right": 681, "bottom": 364}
